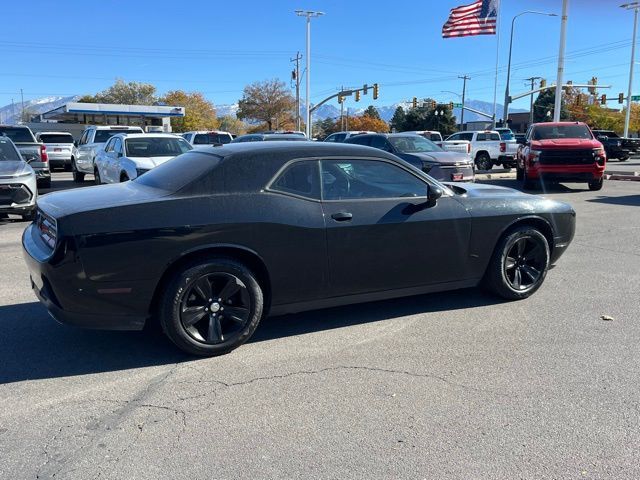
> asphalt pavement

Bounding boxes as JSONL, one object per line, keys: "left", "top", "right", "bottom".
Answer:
{"left": 1, "top": 173, "right": 639, "bottom": 479}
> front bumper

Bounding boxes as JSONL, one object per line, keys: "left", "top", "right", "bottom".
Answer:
{"left": 0, "top": 175, "right": 37, "bottom": 214}
{"left": 528, "top": 163, "right": 605, "bottom": 182}
{"left": 425, "top": 164, "right": 475, "bottom": 182}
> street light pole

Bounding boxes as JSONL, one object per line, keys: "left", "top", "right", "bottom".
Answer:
{"left": 622, "top": 2, "right": 640, "bottom": 138}
{"left": 554, "top": 0, "right": 569, "bottom": 122}
{"left": 458, "top": 75, "right": 470, "bottom": 131}
{"left": 503, "top": 11, "right": 557, "bottom": 126}
{"left": 295, "top": 10, "right": 324, "bottom": 139}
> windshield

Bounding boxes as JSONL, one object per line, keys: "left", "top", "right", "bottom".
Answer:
{"left": 389, "top": 136, "right": 442, "bottom": 153}
{"left": 193, "top": 133, "right": 232, "bottom": 145}
{"left": 0, "top": 138, "right": 21, "bottom": 161}
{"left": 125, "top": 137, "right": 192, "bottom": 157}
{"left": 0, "top": 127, "right": 35, "bottom": 143}
{"left": 95, "top": 129, "right": 144, "bottom": 143}
{"left": 532, "top": 125, "right": 593, "bottom": 140}
{"left": 597, "top": 131, "right": 618, "bottom": 138}
{"left": 39, "top": 134, "right": 74, "bottom": 144}
{"left": 499, "top": 132, "right": 515, "bottom": 140}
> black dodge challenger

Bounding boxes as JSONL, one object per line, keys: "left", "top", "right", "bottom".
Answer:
{"left": 23, "top": 142, "right": 575, "bottom": 356}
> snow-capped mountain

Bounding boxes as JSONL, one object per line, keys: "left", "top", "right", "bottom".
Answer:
{"left": 0, "top": 95, "right": 78, "bottom": 124}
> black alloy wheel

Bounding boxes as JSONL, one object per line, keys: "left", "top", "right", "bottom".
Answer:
{"left": 484, "top": 226, "right": 549, "bottom": 300}
{"left": 159, "top": 258, "right": 264, "bottom": 356}
{"left": 475, "top": 152, "right": 492, "bottom": 171}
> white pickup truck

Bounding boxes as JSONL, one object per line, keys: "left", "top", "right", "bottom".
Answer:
{"left": 73, "top": 125, "right": 144, "bottom": 182}
{"left": 442, "top": 130, "right": 516, "bottom": 171}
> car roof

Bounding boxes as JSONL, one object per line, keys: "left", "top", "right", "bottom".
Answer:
{"left": 36, "top": 131, "right": 74, "bottom": 135}
{"left": 531, "top": 121, "right": 587, "bottom": 127}
{"left": 213, "top": 140, "right": 396, "bottom": 157}
{"left": 184, "top": 130, "right": 232, "bottom": 135}
{"left": 111, "top": 133, "right": 182, "bottom": 139}
{"left": 88, "top": 125, "right": 144, "bottom": 130}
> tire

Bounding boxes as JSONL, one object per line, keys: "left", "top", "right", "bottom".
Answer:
{"left": 38, "top": 179, "right": 51, "bottom": 189}
{"left": 72, "top": 159, "right": 85, "bottom": 183}
{"left": 159, "top": 257, "right": 264, "bottom": 356}
{"left": 483, "top": 226, "right": 550, "bottom": 300}
{"left": 588, "top": 177, "right": 603, "bottom": 191}
{"left": 94, "top": 167, "right": 102, "bottom": 185}
{"left": 516, "top": 166, "right": 524, "bottom": 181}
{"left": 475, "top": 152, "right": 492, "bottom": 171}
{"left": 21, "top": 211, "right": 35, "bottom": 221}
{"left": 521, "top": 169, "right": 535, "bottom": 190}
{"left": 619, "top": 156, "right": 629, "bottom": 162}
{"left": 120, "top": 173, "right": 129, "bottom": 182}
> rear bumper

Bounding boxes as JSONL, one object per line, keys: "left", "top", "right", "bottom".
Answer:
{"left": 47, "top": 153, "right": 72, "bottom": 166}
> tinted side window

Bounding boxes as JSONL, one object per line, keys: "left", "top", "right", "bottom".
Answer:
{"left": 348, "top": 136, "right": 371, "bottom": 146}
{"left": 270, "top": 160, "right": 320, "bottom": 199}
{"left": 321, "top": 159, "right": 428, "bottom": 200}
{"left": 104, "top": 138, "right": 114, "bottom": 152}
{"left": 447, "top": 133, "right": 460, "bottom": 141}
{"left": 490, "top": 133, "right": 500, "bottom": 141}
{"left": 460, "top": 133, "right": 474, "bottom": 141}
{"left": 370, "top": 136, "right": 389, "bottom": 150}
{"left": 476, "top": 133, "right": 488, "bottom": 141}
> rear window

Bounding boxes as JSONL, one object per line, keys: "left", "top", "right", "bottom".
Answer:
{"left": 0, "top": 138, "right": 21, "bottom": 161}
{"left": 533, "top": 125, "right": 593, "bottom": 140}
{"left": 193, "top": 133, "right": 232, "bottom": 145}
{"left": 0, "top": 127, "right": 35, "bottom": 143}
{"left": 135, "top": 151, "right": 221, "bottom": 191}
{"left": 429, "top": 133, "right": 442, "bottom": 141}
{"left": 499, "top": 132, "right": 515, "bottom": 140}
{"left": 95, "top": 129, "right": 144, "bottom": 143}
{"left": 39, "top": 134, "right": 74, "bottom": 144}
{"left": 125, "top": 137, "right": 192, "bottom": 157}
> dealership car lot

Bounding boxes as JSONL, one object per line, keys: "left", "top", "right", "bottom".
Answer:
{"left": 1, "top": 173, "right": 640, "bottom": 478}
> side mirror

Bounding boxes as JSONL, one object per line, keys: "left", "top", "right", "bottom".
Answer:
{"left": 425, "top": 185, "right": 444, "bottom": 208}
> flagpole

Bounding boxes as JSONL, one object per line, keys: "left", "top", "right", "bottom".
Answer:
{"left": 491, "top": 0, "right": 502, "bottom": 128}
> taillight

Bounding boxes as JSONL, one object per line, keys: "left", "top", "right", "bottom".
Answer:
{"left": 40, "top": 145, "right": 48, "bottom": 162}
{"left": 500, "top": 142, "right": 506, "bottom": 153}
{"left": 467, "top": 143, "right": 471, "bottom": 154}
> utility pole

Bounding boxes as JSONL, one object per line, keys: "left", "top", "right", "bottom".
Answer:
{"left": 340, "top": 85, "right": 345, "bottom": 130}
{"left": 554, "top": 0, "right": 569, "bottom": 122}
{"left": 458, "top": 75, "right": 470, "bottom": 131}
{"left": 295, "top": 10, "right": 324, "bottom": 139}
{"left": 11, "top": 99, "right": 15, "bottom": 123}
{"left": 290, "top": 52, "right": 302, "bottom": 131}
{"left": 20, "top": 88, "right": 25, "bottom": 123}
{"left": 525, "top": 76, "right": 543, "bottom": 126}
{"left": 621, "top": 2, "right": 640, "bottom": 137}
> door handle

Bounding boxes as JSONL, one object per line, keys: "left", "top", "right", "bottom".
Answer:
{"left": 331, "top": 212, "right": 353, "bottom": 222}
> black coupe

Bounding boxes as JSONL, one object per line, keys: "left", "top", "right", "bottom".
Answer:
{"left": 23, "top": 143, "right": 575, "bottom": 356}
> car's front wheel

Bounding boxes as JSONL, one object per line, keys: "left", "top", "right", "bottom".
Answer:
{"left": 483, "top": 226, "right": 550, "bottom": 300}
{"left": 475, "top": 152, "right": 492, "bottom": 171}
{"left": 588, "top": 177, "right": 603, "bottom": 191}
{"left": 71, "top": 158, "right": 85, "bottom": 183}
{"left": 159, "top": 257, "right": 264, "bottom": 356}
{"left": 94, "top": 167, "right": 102, "bottom": 185}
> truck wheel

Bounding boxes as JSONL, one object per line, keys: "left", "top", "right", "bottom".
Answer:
{"left": 521, "top": 169, "right": 535, "bottom": 190}
{"left": 72, "top": 159, "right": 85, "bottom": 183}
{"left": 588, "top": 177, "right": 603, "bottom": 191}
{"left": 475, "top": 152, "right": 492, "bottom": 171}
{"left": 619, "top": 156, "right": 629, "bottom": 162}
{"left": 516, "top": 166, "right": 524, "bottom": 181}
{"left": 94, "top": 167, "right": 102, "bottom": 185}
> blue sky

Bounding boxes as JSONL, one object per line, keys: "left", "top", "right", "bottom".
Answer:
{"left": 0, "top": 0, "right": 634, "bottom": 117}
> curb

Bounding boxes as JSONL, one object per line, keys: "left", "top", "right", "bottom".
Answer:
{"left": 475, "top": 172, "right": 516, "bottom": 181}
{"left": 605, "top": 174, "right": 640, "bottom": 182}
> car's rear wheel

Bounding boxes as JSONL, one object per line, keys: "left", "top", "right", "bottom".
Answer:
{"left": 588, "top": 177, "right": 603, "bottom": 191}
{"left": 72, "top": 159, "right": 85, "bottom": 183}
{"left": 94, "top": 167, "right": 102, "bottom": 185}
{"left": 159, "top": 258, "right": 264, "bottom": 356}
{"left": 619, "top": 155, "right": 629, "bottom": 162}
{"left": 516, "top": 165, "right": 524, "bottom": 181}
{"left": 483, "top": 226, "right": 550, "bottom": 300}
{"left": 120, "top": 172, "right": 130, "bottom": 182}
{"left": 475, "top": 152, "right": 492, "bottom": 171}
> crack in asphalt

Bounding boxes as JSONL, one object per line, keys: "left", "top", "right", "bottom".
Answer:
{"left": 571, "top": 241, "right": 640, "bottom": 258}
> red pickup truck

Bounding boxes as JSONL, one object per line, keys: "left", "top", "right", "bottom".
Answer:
{"left": 516, "top": 122, "right": 606, "bottom": 191}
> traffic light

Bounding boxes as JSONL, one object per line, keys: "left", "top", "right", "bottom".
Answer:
{"left": 619, "top": 92, "right": 625, "bottom": 104}
{"left": 363, "top": 84, "right": 368, "bottom": 95}
{"left": 373, "top": 83, "right": 379, "bottom": 100}
{"left": 337, "top": 94, "right": 343, "bottom": 104}
{"left": 431, "top": 100, "right": 437, "bottom": 110}
{"left": 540, "top": 78, "right": 546, "bottom": 89}
{"left": 601, "top": 94, "right": 607, "bottom": 104}
{"left": 355, "top": 90, "right": 361, "bottom": 102}
{"left": 588, "top": 76, "right": 597, "bottom": 95}
{"left": 448, "top": 101, "right": 454, "bottom": 110}
{"left": 412, "top": 97, "right": 417, "bottom": 108}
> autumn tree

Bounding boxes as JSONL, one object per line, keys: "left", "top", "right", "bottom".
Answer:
{"left": 161, "top": 90, "right": 219, "bottom": 133}
{"left": 237, "top": 79, "right": 295, "bottom": 130}
{"left": 217, "top": 115, "right": 247, "bottom": 135}
{"left": 347, "top": 115, "right": 389, "bottom": 132}
{"left": 82, "top": 79, "right": 158, "bottom": 105}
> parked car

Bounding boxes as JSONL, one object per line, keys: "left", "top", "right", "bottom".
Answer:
{"left": 0, "top": 136, "right": 37, "bottom": 220}
{"left": 0, "top": 125, "right": 50, "bottom": 188}
{"left": 400, "top": 131, "right": 444, "bottom": 143}
{"left": 516, "top": 122, "right": 606, "bottom": 191}
{"left": 591, "top": 129, "right": 640, "bottom": 157}
{"left": 35, "top": 131, "right": 75, "bottom": 171}
{"left": 323, "top": 131, "right": 375, "bottom": 143}
{"left": 94, "top": 133, "right": 193, "bottom": 184}
{"left": 495, "top": 128, "right": 518, "bottom": 167}
{"left": 345, "top": 133, "right": 474, "bottom": 182}
{"left": 23, "top": 142, "right": 575, "bottom": 356}
{"left": 182, "top": 131, "right": 233, "bottom": 147}
{"left": 443, "top": 130, "right": 512, "bottom": 171}
{"left": 231, "top": 133, "right": 309, "bottom": 143}
{"left": 73, "top": 125, "right": 144, "bottom": 183}
{"left": 591, "top": 130, "right": 630, "bottom": 161}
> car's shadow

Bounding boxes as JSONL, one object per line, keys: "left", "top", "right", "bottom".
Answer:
{"left": 586, "top": 194, "right": 640, "bottom": 207}
{"left": 0, "top": 288, "right": 504, "bottom": 384}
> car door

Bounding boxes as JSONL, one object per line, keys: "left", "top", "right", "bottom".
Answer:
{"left": 321, "top": 157, "right": 472, "bottom": 297}
{"left": 110, "top": 137, "right": 124, "bottom": 182}
{"left": 98, "top": 138, "right": 114, "bottom": 183}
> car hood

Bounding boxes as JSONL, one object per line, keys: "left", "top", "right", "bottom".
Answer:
{"left": 0, "top": 161, "right": 32, "bottom": 178}
{"left": 531, "top": 138, "right": 602, "bottom": 149}
{"left": 444, "top": 181, "right": 529, "bottom": 198}
{"left": 405, "top": 151, "right": 471, "bottom": 165}
{"left": 129, "top": 156, "right": 176, "bottom": 168}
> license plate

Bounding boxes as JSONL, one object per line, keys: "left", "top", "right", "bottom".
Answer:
{"left": 452, "top": 173, "right": 463, "bottom": 181}
{"left": 54, "top": 148, "right": 62, "bottom": 152}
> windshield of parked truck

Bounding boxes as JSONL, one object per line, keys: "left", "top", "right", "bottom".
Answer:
{"left": 125, "top": 137, "right": 193, "bottom": 157}
{"left": 95, "top": 129, "right": 144, "bottom": 143}
{"left": 389, "top": 136, "right": 442, "bottom": 153}
{"left": 532, "top": 125, "right": 593, "bottom": 140}
{"left": 39, "top": 133, "right": 74, "bottom": 144}
{"left": 0, "top": 138, "right": 21, "bottom": 161}
{"left": 0, "top": 127, "right": 35, "bottom": 143}
{"left": 194, "top": 133, "right": 233, "bottom": 145}
{"left": 597, "top": 130, "right": 618, "bottom": 138}
{"left": 499, "top": 132, "right": 515, "bottom": 140}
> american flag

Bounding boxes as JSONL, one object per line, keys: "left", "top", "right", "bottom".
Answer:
{"left": 442, "top": 0, "right": 499, "bottom": 38}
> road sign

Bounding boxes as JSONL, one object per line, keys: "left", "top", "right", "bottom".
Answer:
{"left": 631, "top": 95, "right": 640, "bottom": 101}
{"left": 452, "top": 103, "right": 463, "bottom": 108}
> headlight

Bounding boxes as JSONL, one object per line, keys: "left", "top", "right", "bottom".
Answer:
{"left": 528, "top": 149, "right": 542, "bottom": 164}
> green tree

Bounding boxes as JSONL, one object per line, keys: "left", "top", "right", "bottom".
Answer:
{"left": 161, "top": 90, "right": 218, "bottom": 133}
{"left": 237, "top": 79, "right": 295, "bottom": 130}
{"left": 401, "top": 100, "right": 457, "bottom": 136}
{"left": 363, "top": 105, "right": 381, "bottom": 120}
{"left": 389, "top": 106, "right": 406, "bottom": 132}
{"left": 77, "top": 95, "right": 98, "bottom": 103}
{"left": 91, "top": 79, "right": 157, "bottom": 105}
{"left": 533, "top": 89, "right": 569, "bottom": 123}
